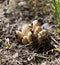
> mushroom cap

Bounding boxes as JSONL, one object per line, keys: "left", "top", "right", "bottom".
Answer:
{"left": 22, "top": 36, "right": 28, "bottom": 44}
{"left": 39, "top": 29, "right": 47, "bottom": 37}
{"left": 22, "top": 24, "right": 31, "bottom": 36}
{"left": 37, "top": 29, "right": 47, "bottom": 44}
{"left": 15, "top": 30, "right": 23, "bottom": 39}
{"left": 34, "top": 26, "right": 41, "bottom": 37}
{"left": 27, "top": 32, "right": 32, "bottom": 43}
{"left": 32, "top": 20, "right": 39, "bottom": 31}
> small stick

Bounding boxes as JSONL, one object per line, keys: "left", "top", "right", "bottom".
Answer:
{"left": 18, "top": 43, "right": 32, "bottom": 49}
{"left": 50, "top": 36, "right": 60, "bottom": 46}
{"left": 35, "top": 54, "right": 49, "bottom": 59}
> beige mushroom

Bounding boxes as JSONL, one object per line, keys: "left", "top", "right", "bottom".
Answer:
{"left": 15, "top": 30, "right": 23, "bottom": 40}
{"left": 34, "top": 26, "right": 41, "bottom": 37}
{"left": 37, "top": 29, "right": 47, "bottom": 44}
{"left": 22, "top": 24, "right": 32, "bottom": 44}
{"left": 27, "top": 32, "right": 32, "bottom": 43}
{"left": 32, "top": 20, "right": 39, "bottom": 31}
{"left": 22, "top": 31, "right": 32, "bottom": 44}
{"left": 22, "top": 24, "right": 31, "bottom": 36}
{"left": 38, "top": 29, "right": 47, "bottom": 37}
{"left": 22, "top": 36, "right": 28, "bottom": 44}
{"left": 15, "top": 20, "right": 47, "bottom": 45}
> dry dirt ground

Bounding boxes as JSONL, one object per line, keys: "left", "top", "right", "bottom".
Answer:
{"left": 0, "top": 0, "right": 60, "bottom": 65}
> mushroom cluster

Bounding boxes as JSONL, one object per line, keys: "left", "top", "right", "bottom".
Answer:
{"left": 15, "top": 20, "right": 47, "bottom": 45}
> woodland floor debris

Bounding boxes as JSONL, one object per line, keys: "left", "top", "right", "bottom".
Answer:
{"left": 0, "top": 0, "right": 60, "bottom": 65}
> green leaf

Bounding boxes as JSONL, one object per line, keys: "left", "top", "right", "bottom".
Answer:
{"left": 57, "top": 28, "right": 60, "bottom": 33}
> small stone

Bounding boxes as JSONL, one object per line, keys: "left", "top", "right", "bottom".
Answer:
{"left": 13, "top": 53, "right": 18, "bottom": 58}
{"left": 18, "top": 1, "right": 26, "bottom": 6}
{"left": 41, "top": 23, "right": 50, "bottom": 29}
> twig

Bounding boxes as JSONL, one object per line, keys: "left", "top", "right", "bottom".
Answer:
{"left": 35, "top": 54, "right": 49, "bottom": 59}
{"left": 50, "top": 36, "right": 60, "bottom": 46}
{"left": 18, "top": 43, "right": 32, "bottom": 49}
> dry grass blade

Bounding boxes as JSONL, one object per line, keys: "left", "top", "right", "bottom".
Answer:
{"left": 52, "top": 0, "right": 60, "bottom": 32}
{"left": 50, "top": 36, "right": 60, "bottom": 46}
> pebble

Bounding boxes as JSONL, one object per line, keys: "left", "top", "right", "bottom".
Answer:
{"left": 41, "top": 23, "right": 50, "bottom": 29}
{"left": 18, "top": 1, "right": 26, "bottom": 6}
{"left": 13, "top": 53, "right": 18, "bottom": 58}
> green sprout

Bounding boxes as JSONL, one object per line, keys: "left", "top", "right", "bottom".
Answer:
{"left": 52, "top": 0, "right": 60, "bottom": 33}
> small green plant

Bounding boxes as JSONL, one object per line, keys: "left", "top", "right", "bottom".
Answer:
{"left": 52, "top": 0, "right": 60, "bottom": 33}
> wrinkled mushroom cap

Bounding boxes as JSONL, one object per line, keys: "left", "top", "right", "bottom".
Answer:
{"left": 15, "top": 30, "right": 23, "bottom": 39}
{"left": 22, "top": 36, "right": 28, "bottom": 44}
{"left": 37, "top": 29, "right": 47, "bottom": 44}
{"left": 34, "top": 26, "right": 41, "bottom": 37}
{"left": 27, "top": 32, "right": 32, "bottom": 43}
{"left": 32, "top": 20, "right": 39, "bottom": 31}
{"left": 22, "top": 24, "right": 31, "bottom": 36}
{"left": 39, "top": 29, "right": 47, "bottom": 37}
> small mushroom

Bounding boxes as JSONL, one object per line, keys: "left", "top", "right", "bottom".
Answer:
{"left": 21, "top": 24, "right": 32, "bottom": 44}
{"left": 38, "top": 29, "right": 47, "bottom": 37}
{"left": 22, "top": 36, "right": 28, "bottom": 44}
{"left": 34, "top": 26, "right": 41, "bottom": 37}
{"left": 27, "top": 32, "right": 32, "bottom": 43}
{"left": 15, "top": 24, "right": 33, "bottom": 44}
{"left": 22, "top": 32, "right": 32, "bottom": 45}
{"left": 15, "top": 30, "right": 23, "bottom": 40}
{"left": 37, "top": 34, "right": 42, "bottom": 44}
{"left": 32, "top": 20, "right": 39, "bottom": 31}
{"left": 22, "top": 24, "right": 32, "bottom": 44}
{"left": 38, "top": 29, "right": 47, "bottom": 44}
{"left": 22, "top": 24, "right": 31, "bottom": 36}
